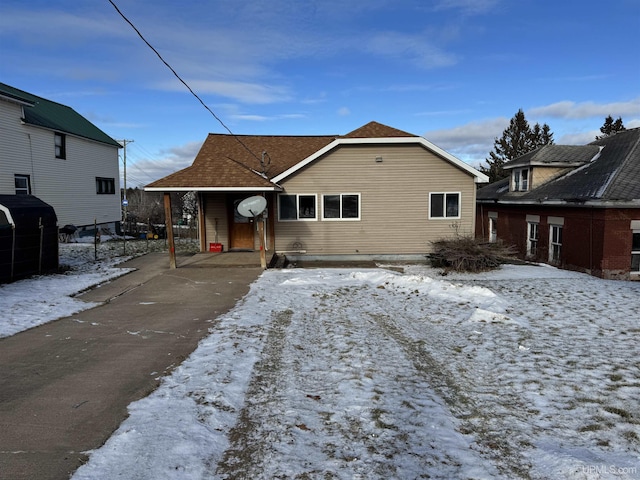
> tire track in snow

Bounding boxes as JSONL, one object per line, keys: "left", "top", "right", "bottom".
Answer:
{"left": 216, "top": 308, "right": 293, "bottom": 478}
{"left": 215, "top": 281, "right": 501, "bottom": 479}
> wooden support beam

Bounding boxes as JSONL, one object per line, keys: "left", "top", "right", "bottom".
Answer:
{"left": 164, "top": 192, "right": 176, "bottom": 269}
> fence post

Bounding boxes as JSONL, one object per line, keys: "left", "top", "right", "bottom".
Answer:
{"left": 10, "top": 224, "right": 16, "bottom": 282}
{"left": 38, "top": 217, "right": 43, "bottom": 274}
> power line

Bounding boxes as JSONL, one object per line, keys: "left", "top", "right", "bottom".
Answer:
{"left": 107, "top": 0, "right": 262, "bottom": 164}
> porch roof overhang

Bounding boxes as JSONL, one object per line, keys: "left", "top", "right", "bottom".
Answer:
{"left": 145, "top": 185, "right": 283, "bottom": 192}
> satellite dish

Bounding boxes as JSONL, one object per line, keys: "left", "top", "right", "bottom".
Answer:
{"left": 237, "top": 195, "right": 267, "bottom": 218}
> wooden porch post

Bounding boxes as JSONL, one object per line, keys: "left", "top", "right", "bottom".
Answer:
{"left": 164, "top": 192, "right": 176, "bottom": 269}
{"left": 197, "top": 192, "right": 206, "bottom": 252}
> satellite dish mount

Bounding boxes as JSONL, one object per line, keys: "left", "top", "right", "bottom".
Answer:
{"left": 236, "top": 195, "right": 268, "bottom": 269}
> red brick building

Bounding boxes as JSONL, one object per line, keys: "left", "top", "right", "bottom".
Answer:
{"left": 476, "top": 128, "right": 640, "bottom": 280}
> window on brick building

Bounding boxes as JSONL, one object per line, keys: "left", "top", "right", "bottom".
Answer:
{"left": 527, "top": 222, "right": 539, "bottom": 257}
{"left": 549, "top": 224, "right": 562, "bottom": 264}
{"left": 632, "top": 231, "right": 640, "bottom": 275}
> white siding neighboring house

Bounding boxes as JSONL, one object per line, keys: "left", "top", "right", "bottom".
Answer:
{"left": 0, "top": 82, "right": 122, "bottom": 234}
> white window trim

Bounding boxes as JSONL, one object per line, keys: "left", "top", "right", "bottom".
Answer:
{"left": 277, "top": 193, "right": 318, "bottom": 222}
{"left": 527, "top": 221, "right": 539, "bottom": 257}
{"left": 488, "top": 217, "right": 497, "bottom": 243}
{"left": 54, "top": 132, "right": 66, "bottom": 159}
{"left": 321, "top": 193, "right": 361, "bottom": 221}
{"left": 549, "top": 224, "right": 563, "bottom": 263}
{"left": 429, "top": 192, "right": 461, "bottom": 220}
{"left": 512, "top": 168, "right": 530, "bottom": 192}
{"left": 631, "top": 229, "right": 640, "bottom": 275}
{"left": 15, "top": 174, "right": 31, "bottom": 195}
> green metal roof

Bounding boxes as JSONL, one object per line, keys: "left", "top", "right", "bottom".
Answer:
{"left": 0, "top": 82, "right": 121, "bottom": 148}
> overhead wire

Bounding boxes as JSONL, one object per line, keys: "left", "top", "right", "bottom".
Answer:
{"left": 107, "top": 0, "right": 263, "bottom": 164}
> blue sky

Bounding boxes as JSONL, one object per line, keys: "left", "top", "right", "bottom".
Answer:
{"left": 2, "top": 0, "right": 639, "bottom": 187}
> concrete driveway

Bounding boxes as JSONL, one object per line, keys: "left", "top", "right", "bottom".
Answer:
{"left": 0, "top": 252, "right": 262, "bottom": 480}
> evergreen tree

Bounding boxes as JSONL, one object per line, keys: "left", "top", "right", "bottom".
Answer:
{"left": 481, "top": 109, "right": 554, "bottom": 183}
{"left": 596, "top": 115, "right": 626, "bottom": 139}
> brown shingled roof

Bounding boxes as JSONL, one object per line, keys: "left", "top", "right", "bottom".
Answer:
{"left": 146, "top": 133, "right": 336, "bottom": 190}
{"left": 342, "top": 121, "right": 416, "bottom": 138}
{"left": 146, "top": 122, "right": 419, "bottom": 190}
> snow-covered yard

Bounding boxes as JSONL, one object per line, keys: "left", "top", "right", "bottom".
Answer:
{"left": 2, "top": 244, "right": 639, "bottom": 478}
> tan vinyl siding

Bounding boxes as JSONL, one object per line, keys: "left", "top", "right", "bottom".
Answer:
{"left": 203, "top": 193, "right": 229, "bottom": 249}
{"left": 275, "top": 144, "right": 477, "bottom": 255}
{"left": 531, "top": 166, "right": 571, "bottom": 189}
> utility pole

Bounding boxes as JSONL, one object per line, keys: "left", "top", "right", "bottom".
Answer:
{"left": 118, "top": 139, "right": 134, "bottom": 254}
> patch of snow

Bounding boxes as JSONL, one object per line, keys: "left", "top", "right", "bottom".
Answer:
{"left": 2, "top": 245, "right": 639, "bottom": 478}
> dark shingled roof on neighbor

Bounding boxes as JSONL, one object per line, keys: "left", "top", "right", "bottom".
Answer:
{"left": 477, "top": 127, "right": 640, "bottom": 204}
{"left": 146, "top": 121, "right": 418, "bottom": 190}
{"left": 0, "top": 82, "right": 121, "bottom": 148}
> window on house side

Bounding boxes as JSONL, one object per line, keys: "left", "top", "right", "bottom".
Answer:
{"left": 521, "top": 169, "right": 529, "bottom": 190}
{"left": 96, "top": 177, "right": 115, "bottom": 195}
{"left": 549, "top": 224, "right": 562, "bottom": 263}
{"left": 55, "top": 133, "right": 66, "bottom": 159}
{"left": 527, "top": 222, "right": 539, "bottom": 257}
{"left": 278, "top": 194, "right": 317, "bottom": 221}
{"left": 15, "top": 174, "right": 31, "bottom": 195}
{"left": 631, "top": 232, "right": 640, "bottom": 274}
{"left": 323, "top": 194, "right": 360, "bottom": 220}
{"left": 429, "top": 192, "right": 460, "bottom": 219}
{"left": 513, "top": 168, "right": 529, "bottom": 191}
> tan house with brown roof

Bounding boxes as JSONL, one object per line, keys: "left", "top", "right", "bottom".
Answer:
{"left": 146, "top": 121, "right": 488, "bottom": 261}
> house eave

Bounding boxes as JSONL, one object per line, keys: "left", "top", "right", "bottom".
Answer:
{"left": 144, "top": 186, "right": 283, "bottom": 193}
{"left": 0, "top": 92, "right": 35, "bottom": 107}
{"left": 477, "top": 198, "right": 640, "bottom": 208}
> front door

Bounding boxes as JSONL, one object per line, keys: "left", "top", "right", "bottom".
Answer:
{"left": 228, "top": 196, "right": 255, "bottom": 250}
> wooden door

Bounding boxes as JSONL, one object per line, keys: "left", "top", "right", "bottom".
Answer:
{"left": 228, "top": 197, "right": 255, "bottom": 250}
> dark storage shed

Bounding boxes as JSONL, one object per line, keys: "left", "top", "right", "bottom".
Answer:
{"left": 0, "top": 195, "right": 58, "bottom": 283}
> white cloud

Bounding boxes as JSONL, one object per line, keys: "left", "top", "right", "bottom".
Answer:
{"left": 337, "top": 107, "right": 351, "bottom": 116}
{"left": 157, "top": 79, "right": 292, "bottom": 105}
{"left": 424, "top": 117, "right": 509, "bottom": 167}
{"left": 123, "top": 141, "right": 203, "bottom": 187}
{"left": 230, "top": 113, "right": 306, "bottom": 122}
{"left": 529, "top": 98, "right": 640, "bottom": 119}
{"left": 431, "top": 0, "right": 500, "bottom": 14}
{"left": 367, "top": 31, "right": 458, "bottom": 69}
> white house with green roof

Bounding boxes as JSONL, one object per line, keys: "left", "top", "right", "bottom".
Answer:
{"left": 0, "top": 82, "right": 122, "bottom": 234}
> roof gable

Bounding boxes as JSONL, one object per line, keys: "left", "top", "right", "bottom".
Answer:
{"left": 342, "top": 121, "right": 416, "bottom": 138}
{"left": 147, "top": 121, "right": 488, "bottom": 190}
{"left": 0, "top": 82, "right": 121, "bottom": 148}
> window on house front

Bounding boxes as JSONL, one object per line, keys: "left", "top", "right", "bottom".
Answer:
{"left": 96, "top": 177, "right": 115, "bottom": 195}
{"left": 429, "top": 192, "right": 460, "bottom": 219}
{"left": 549, "top": 224, "right": 563, "bottom": 263}
{"left": 527, "top": 222, "right": 539, "bottom": 257}
{"left": 322, "top": 194, "right": 360, "bottom": 220}
{"left": 631, "top": 232, "right": 640, "bottom": 274}
{"left": 55, "top": 132, "right": 66, "bottom": 159}
{"left": 278, "top": 194, "right": 317, "bottom": 221}
{"left": 15, "top": 174, "right": 31, "bottom": 195}
{"left": 513, "top": 168, "right": 529, "bottom": 191}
